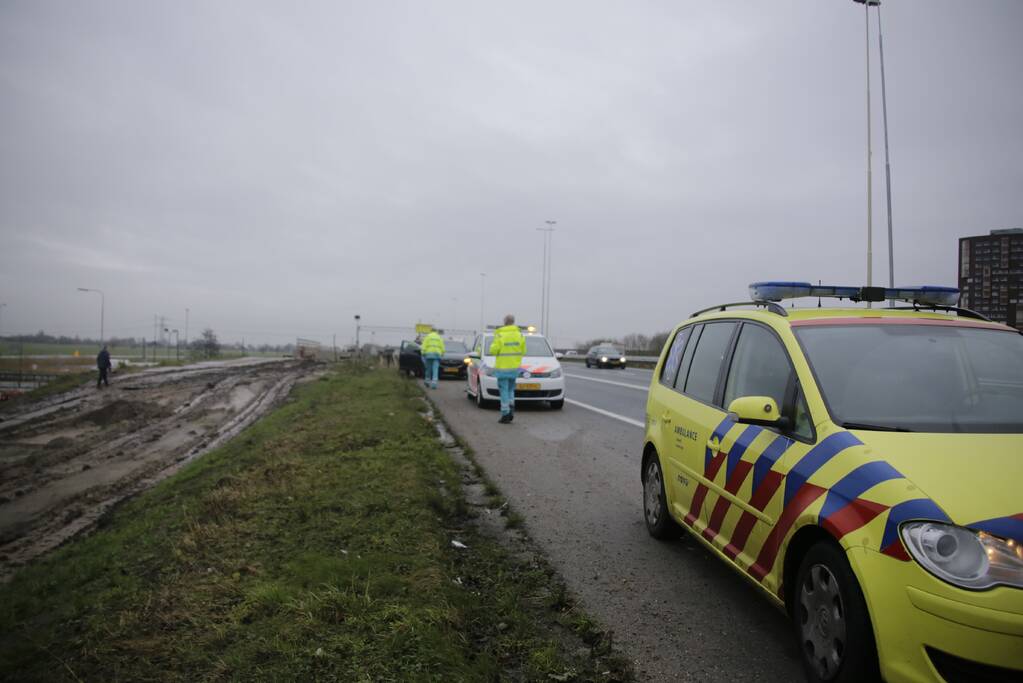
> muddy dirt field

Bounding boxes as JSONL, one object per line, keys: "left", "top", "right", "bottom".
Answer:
{"left": 0, "top": 358, "right": 318, "bottom": 579}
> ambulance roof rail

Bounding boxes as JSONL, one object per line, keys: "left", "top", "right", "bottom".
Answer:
{"left": 889, "top": 305, "right": 992, "bottom": 322}
{"left": 691, "top": 301, "right": 788, "bottom": 318}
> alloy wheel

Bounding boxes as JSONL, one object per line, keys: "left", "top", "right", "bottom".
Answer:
{"left": 798, "top": 564, "right": 847, "bottom": 680}
{"left": 643, "top": 461, "right": 663, "bottom": 526}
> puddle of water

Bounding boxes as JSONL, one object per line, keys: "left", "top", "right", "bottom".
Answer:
{"left": 228, "top": 384, "right": 258, "bottom": 411}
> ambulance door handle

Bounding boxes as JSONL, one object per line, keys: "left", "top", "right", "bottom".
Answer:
{"left": 661, "top": 412, "right": 672, "bottom": 425}
{"left": 707, "top": 436, "right": 720, "bottom": 450}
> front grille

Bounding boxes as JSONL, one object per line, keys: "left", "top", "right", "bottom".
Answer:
{"left": 926, "top": 647, "right": 1023, "bottom": 683}
{"left": 485, "top": 389, "right": 561, "bottom": 398}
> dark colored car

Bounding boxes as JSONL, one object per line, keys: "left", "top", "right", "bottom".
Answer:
{"left": 399, "top": 340, "right": 423, "bottom": 377}
{"left": 586, "top": 344, "right": 626, "bottom": 368}
{"left": 439, "top": 340, "right": 470, "bottom": 379}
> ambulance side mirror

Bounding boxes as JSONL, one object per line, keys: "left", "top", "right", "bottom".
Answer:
{"left": 727, "top": 396, "right": 792, "bottom": 430}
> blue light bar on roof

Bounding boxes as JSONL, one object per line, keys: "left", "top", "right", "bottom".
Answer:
{"left": 749, "top": 281, "right": 960, "bottom": 307}
{"left": 749, "top": 282, "right": 859, "bottom": 301}
{"left": 884, "top": 286, "right": 960, "bottom": 307}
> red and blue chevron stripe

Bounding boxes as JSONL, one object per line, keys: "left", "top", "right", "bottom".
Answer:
{"left": 880, "top": 498, "right": 951, "bottom": 560}
{"left": 968, "top": 513, "right": 1023, "bottom": 544}
{"left": 749, "top": 431, "right": 863, "bottom": 581}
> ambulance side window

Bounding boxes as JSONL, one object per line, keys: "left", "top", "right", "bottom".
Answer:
{"left": 722, "top": 323, "right": 792, "bottom": 410}
{"left": 682, "top": 322, "right": 737, "bottom": 405}
{"left": 791, "top": 386, "right": 814, "bottom": 441}
{"left": 673, "top": 325, "right": 702, "bottom": 392}
{"left": 722, "top": 322, "right": 815, "bottom": 442}
{"left": 659, "top": 326, "right": 692, "bottom": 388}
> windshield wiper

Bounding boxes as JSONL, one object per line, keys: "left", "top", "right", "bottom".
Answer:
{"left": 840, "top": 421, "right": 913, "bottom": 433}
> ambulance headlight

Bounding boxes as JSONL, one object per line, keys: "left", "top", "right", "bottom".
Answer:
{"left": 901, "top": 522, "right": 1023, "bottom": 590}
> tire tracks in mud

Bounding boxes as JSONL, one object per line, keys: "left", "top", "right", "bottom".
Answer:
{"left": 0, "top": 358, "right": 318, "bottom": 580}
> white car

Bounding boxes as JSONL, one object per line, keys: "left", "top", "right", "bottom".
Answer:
{"left": 465, "top": 331, "right": 565, "bottom": 409}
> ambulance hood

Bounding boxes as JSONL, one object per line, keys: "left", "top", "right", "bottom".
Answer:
{"left": 851, "top": 430, "right": 1023, "bottom": 541}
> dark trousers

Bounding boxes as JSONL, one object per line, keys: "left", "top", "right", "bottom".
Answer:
{"left": 97, "top": 367, "right": 109, "bottom": 388}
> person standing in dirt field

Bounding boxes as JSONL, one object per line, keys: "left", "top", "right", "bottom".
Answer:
{"left": 96, "top": 345, "right": 112, "bottom": 389}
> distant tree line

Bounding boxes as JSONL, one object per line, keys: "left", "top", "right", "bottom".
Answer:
{"left": 0, "top": 330, "right": 297, "bottom": 354}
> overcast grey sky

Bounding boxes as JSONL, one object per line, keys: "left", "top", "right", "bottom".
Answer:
{"left": 2, "top": 0, "right": 1021, "bottom": 347}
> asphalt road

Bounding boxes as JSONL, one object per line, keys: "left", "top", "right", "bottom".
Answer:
{"left": 427, "top": 369, "right": 804, "bottom": 682}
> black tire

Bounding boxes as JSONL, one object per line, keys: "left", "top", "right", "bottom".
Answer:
{"left": 793, "top": 542, "right": 880, "bottom": 683}
{"left": 549, "top": 399, "right": 564, "bottom": 410}
{"left": 585, "top": 360, "right": 591, "bottom": 368}
{"left": 642, "top": 454, "right": 679, "bottom": 539}
{"left": 475, "top": 383, "right": 494, "bottom": 409}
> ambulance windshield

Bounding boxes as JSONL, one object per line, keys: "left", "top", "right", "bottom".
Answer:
{"left": 795, "top": 324, "right": 1023, "bottom": 433}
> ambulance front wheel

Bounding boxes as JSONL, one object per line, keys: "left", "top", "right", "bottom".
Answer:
{"left": 793, "top": 541, "right": 879, "bottom": 683}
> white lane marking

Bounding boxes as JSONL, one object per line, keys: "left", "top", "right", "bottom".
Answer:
{"left": 564, "top": 373, "right": 648, "bottom": 392}
{"left": 565, "top": 398, "right": 645, "bottom": 428}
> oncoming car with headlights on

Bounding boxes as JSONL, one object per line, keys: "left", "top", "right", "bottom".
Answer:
{"left": 466, "top": 328, "right": 565, "bottom": 410}
{"left": 641, "top": 282, "right": 1023, "bottom": 683}
{"left": 586, "top": 343, "right": 627, "bottom": 369}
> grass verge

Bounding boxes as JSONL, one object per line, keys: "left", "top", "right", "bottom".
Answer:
{"left": 0, "top": 363, "right": 630, "bottom": 681}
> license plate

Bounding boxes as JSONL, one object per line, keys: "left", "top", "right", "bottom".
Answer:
{"left": 443, "top": 367, "right": 460, "bottom": 374}
{"left": 517, "top": 382, "right": 541, "bottom": 390}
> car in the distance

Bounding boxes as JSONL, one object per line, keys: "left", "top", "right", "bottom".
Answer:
{"left": 439, "top": 339, "right": 470, "bottom": 379}
{"left": 466, "top": 330, "right": 565, "bottom": 409}
{"left": 586, "top": 344, "right": 626, "bottom": 368}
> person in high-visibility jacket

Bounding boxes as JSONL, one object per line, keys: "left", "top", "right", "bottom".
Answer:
{"left": 488, "top": 314, "right": 526, "bottom": 423}
{"left": 420, "top": 330, "right": 446, "bottom": 389}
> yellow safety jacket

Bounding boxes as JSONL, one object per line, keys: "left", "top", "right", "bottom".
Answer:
{"left": 421, "top": 332, "right": 445, "bottom": 356}
{"left": 488, "top": 325, "right": 526, "bottom": 370}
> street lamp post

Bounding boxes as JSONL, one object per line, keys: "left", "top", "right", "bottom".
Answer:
{"left": 77, "top": 288, "right": 105, "bottom": 344}
{"left": 854, "top": 0, "right": 894, "bottom": 305}
{"left": 479, "top": 273, "right": 486, "bottom": 334}
{"left": 876, "top": 1, "right": 896, "bottom": 301}
{"left": 537, "top": 221, "right": 556, "bottom": 335}
{"left": 862, "top": 0, "right": 873, "bottom": 297}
